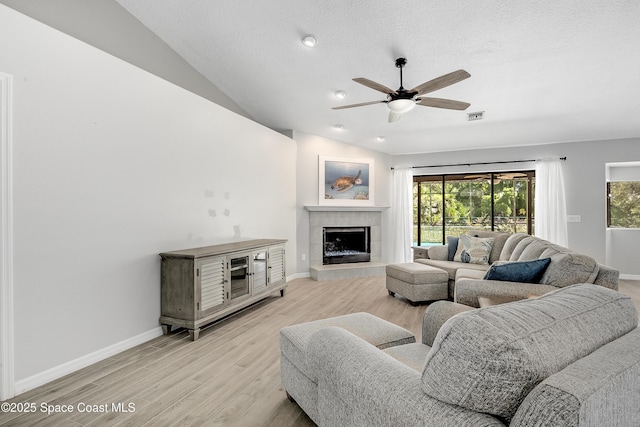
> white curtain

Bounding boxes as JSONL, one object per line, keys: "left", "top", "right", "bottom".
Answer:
{"left": 534, "top": 158, "right": 568, "bottom": 246}
{"left": 391, "top": 167, "right": 413, "bottom": 263}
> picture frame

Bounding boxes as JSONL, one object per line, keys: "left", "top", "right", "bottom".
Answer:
{"left": 318, "top": 155, "right": 375, "bottom": 206}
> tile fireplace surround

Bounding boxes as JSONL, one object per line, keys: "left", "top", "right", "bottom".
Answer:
{"left": 305, "top": 206, "right": 388, "bottom": 280}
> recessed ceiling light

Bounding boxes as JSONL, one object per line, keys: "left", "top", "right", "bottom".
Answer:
{"left": 301, "top": 35, "right": 317, "bottom": 47}
{"left": 334, "top": 90, "right": 346, "bottom": 99}
{"left": 376, "top": 136, "right": 386, "bottom": 142}
{"left": 333, "top": 124, "right": 345, "bottom": 131}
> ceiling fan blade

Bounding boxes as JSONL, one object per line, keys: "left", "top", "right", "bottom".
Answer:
{"left": 353, "top": 78, "right": 397, "bottom": 95}
{"left": 409, "top": 70, "right": 471, "bottom": 96}
{"left": 332, "top": 100, "right": 385, "bottom": 110}
{"left": 417, "top": 97, "right": 470, "bottom": 110}
{"left": 388, "top": 111, "right": 402, "bottom": 123}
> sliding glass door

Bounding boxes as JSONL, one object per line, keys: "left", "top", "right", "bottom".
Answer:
{"left": 413, "top": 171, "right": 535, "bottom": 246}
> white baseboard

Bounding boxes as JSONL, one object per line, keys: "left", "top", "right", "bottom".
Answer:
{"left": 14, "top": 326, "right": 163, "bottom": 396}
{"left": 287, "top": 272, "right": 310, "bottom": 281}
{"left": 620, "top": 274, "right": 640, "bottom": 281}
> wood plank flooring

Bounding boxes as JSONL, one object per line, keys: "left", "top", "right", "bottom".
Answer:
{"left": 1, "top": 277, "right": 639, "bottom": 426}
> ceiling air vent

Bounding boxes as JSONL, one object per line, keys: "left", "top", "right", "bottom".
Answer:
{"left": 468, "top": 111, "right": 484, "bottom": 121}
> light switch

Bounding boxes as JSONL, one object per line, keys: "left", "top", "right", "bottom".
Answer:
{"left": 566, "top": 215, "right": 582, "bottom": 223}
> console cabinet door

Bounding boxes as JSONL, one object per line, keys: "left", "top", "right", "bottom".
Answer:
{"left": 251, "top": 250, "right": 268, "bottom": 295}
{"left": 197, "top": 255, "right": 226, "bottom": 316}
{"left": 268, "top": 245, "right": 285, "bottom": 286}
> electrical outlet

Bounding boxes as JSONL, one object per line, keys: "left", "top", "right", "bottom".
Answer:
{"left": 566, "top": 215, "right": 582, "bottom": 223}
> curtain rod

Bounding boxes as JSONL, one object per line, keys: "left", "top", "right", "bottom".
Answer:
{"left": 391, "top": 156, "right": 566, "bottom": 170}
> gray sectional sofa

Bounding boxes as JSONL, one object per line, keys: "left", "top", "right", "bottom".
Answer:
{"left": 416, "top": 230, "right": 619, "bottom": 307}
{"left": 300, "top": 284, "right": 639, "bottom": 426}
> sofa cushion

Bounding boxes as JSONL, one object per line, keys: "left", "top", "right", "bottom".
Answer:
{"left": 499, "top": 233, "right": 530, "bottom": 261}
{"left": 420, "top": 284, "right": 638, "bottom": 421}
{"left": 467, "top": 230, "right": 510, "bottom": 264}
{"left": 446, "top": 236, "right": 459, "bottom": 261}
{"left": 540, "top": 252, "right": 599, "bottom": 287}
{"left": 416, "top": 259, "right": 489, "bottom": 280}
{"left": 517, "top": 238, "right": 553, "bottom": 261}
{"left": 483, "top": 258, "right": 551, "bottom": 283}
{"left": 508, "top": 236, "right": 537, "bottom": 261}
{"left": 455, "top": 235, "right": 495, "bottom": 265}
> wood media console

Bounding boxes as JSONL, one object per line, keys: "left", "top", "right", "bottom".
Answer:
{"left": 159, "top": 239, "right": 287, "bottom": 340}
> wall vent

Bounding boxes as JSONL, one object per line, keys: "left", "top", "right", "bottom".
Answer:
{"left": 468, "top": 111, "right": 484, "bottom": 121}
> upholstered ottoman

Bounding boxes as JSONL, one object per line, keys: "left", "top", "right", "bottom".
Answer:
{"left": 386, "top": 262, "right": 449, "bottom": 305}
{"left": 279, "top": 312, "right": 415, "bottom": 423}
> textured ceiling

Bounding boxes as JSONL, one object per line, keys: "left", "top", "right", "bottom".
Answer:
{"left": 115, "top": 0, "right": 640, "bottom": 154}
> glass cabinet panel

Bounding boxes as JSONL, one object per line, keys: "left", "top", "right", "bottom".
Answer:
{"left": 229, "top": 255, "right": 250, "bottom": 300}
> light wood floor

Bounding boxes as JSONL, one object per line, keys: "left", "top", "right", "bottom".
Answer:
{"left": 1, "top": 277, "right": 639, "bottom": 427}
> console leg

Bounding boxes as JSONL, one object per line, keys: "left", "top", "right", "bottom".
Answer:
{"left": 388, "top": 290, "right": 395, "bottom": 296}
{"left": 161, "top": 324, "right": 172, "bottom": 335}
{"left": 188, "top": 328, "right": 200, "bottom": 341}
{"left": 280, "top": 289, "right": 286, "bottom": 297}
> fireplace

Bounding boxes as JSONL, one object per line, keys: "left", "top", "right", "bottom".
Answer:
{"left": 323, "top": 226, "right": 371, "bottom": 265}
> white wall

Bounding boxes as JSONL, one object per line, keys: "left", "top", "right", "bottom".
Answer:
{"left": 392, "top": 138, "right": 640, "bottom": 274}
{"left": 1, "top": 5, "right": 296, "bottom": 391}
{"left": 294, "top": 131, "right": 392, "bottom": 275}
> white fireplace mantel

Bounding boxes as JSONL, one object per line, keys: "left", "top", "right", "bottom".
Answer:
{"left": 304, "top": 205, "right": 390, "bottom": 212}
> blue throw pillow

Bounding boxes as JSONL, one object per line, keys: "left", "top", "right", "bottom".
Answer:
{"left": 483, "top": 258, "right": 552, "bottom": 283}
{"left": 447, "top": 236, "right": 458, "bottom": 261}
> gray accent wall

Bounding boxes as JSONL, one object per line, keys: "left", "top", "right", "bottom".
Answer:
{"left": 392, "top": 138, "right": 640, "bottom": 276}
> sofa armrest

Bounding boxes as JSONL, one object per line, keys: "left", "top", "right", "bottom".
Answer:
{"left": 422, "top": 301, "right": 474, "bottom": 346}
{"left": 594, "top": 263, "right": 619, "bottom": 290}
{"left": 427, "top": 245, "right": 449, "bottom": 261}
{"left": 454, "top": 278, "right": 559, "bottom": 308}
{"left": 307, "top": 327, "right": 504, "bottom": 427}
{"left": 511, "top": 328, "right": 640, "bottom": 427}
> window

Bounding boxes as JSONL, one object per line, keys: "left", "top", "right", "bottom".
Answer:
{"left": 414, "top": 171, "right": 535, "bottom": 245}
{"left": 607, "top": 181, "right": 640, "bottom": 228}
{"left": 607, "top": 162, "right": 640, "bottom": 229}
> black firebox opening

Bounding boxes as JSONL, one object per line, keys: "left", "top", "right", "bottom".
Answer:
{"left": 323, "top": 226, "right": 371, "bottom": 265}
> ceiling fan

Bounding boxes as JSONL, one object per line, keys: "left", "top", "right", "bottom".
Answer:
{"left": 333, "top": 57, "right": 471, "bottom": 123}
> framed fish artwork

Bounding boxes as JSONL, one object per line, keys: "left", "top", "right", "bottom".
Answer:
{"left": 318, "top": 155, "right": 375, "bottom": 206}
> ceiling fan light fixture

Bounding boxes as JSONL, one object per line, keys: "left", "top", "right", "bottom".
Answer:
{"left": 387, "top": 98, "right": 416, "bottom": 114}
{"left": 376, "top": 136, "right": 386, "bottom": 142}
{"left": 333, "top": 90, "right": 346, "bottom": 99}
{"left": 301, "top": 35, "right": 317, "bottom": 47}
{"left": 333, "top": 124, "right": 345, "bottom": 131}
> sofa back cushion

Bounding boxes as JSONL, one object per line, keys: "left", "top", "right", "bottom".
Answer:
{"left": 504, "top": 235, "right": 600, "bottom": 287}
{"left": 539, "top": 251, "right": 599, "bottom": 287}
{"left": 499, "top": 233, "right": 530, "bottom": 261}
{"left": 420, "top": 284, "right": 638, "bottom": 421}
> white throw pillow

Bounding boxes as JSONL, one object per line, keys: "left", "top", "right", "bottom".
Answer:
{"left": 454, "top": 235, "right": 494, "bottom": 265}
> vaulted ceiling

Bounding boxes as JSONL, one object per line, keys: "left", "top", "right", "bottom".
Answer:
{"left": 117, "top": 1, "right": 640, "bottom": 154}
